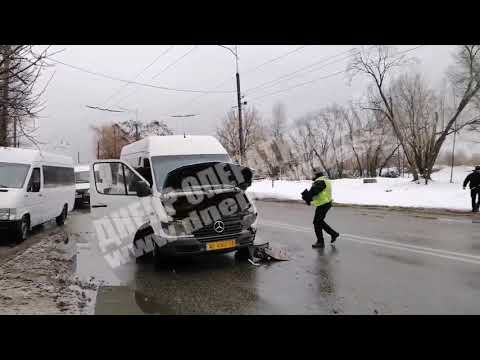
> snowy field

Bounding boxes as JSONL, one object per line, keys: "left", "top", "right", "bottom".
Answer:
{"left": 247, "top": 166, "right": 475, "bottom": 211}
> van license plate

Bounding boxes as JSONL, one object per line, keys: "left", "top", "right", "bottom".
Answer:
{"left": 206, "top": 240, "right": 236, "bottom": 251}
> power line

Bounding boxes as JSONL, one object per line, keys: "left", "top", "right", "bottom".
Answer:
{"left": 187, "top": 45, "right": 428, "bottom": 124}
{"left": 85, "top": 105, "right": 125, "bottom": 112}
{"left": 245, "top": 49, "right": 356, "bottom": 94}
{"left": 49, "top": 56, "right": 233, "bottom": 94}
{"left": 249, "top": 70, "right": 347, "bottom": 102}
{"left": 112, "top": 45, "right": 199, "bottom": 106}
{"left": 174, "top": 47, "right": 353, "bottom": 118}
{"left": 242, "top": 45, "right": 309, "bottom": 75}
{"left": 103, "top": 45, "right": 175, "bottom": 105}
{"left": 248, "top": 45, "right": 427, "bottom": 103}
{"left": 152, "top": 45, "right": 198, "bottom": 79}
{"left": 165, "top": 45, "right": 310, "bottom": 115}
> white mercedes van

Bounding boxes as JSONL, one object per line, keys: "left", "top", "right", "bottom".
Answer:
{"left": 0, "top": 147, "right": 75, "bottom": 242}
{"left": 74, "top": 164, "right": 90, "bottom": 207}
{"left": 89, "top": 135, "right": 257, "bottom": 262}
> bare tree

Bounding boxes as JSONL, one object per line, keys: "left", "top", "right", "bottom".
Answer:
{"left": 349, "top": 45, "right": 480, "bottom": 183}
{"left": 91, "top": 124, "right": 130, "bottom": 159}
{"left": 0, "top": 45, "right": 54, "bottom": 147}
{"left": 348, "top": 45, "right": 420, "bottom": 180}
{"left": 118, "top": 119, "right": 173, "bottom": 140}
{"left": 344, "top": 105, "right": 365, "bottom": 176}
{"left": 289, "top": 124, "right": 315, "bottom": 179}
{"left": 216, "top": 105, "right": 265, "bottom": 162}
{"left": 271, "top": 101, "right": 287, "bottom": 140}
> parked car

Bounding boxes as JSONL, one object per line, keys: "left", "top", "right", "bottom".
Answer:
{"left": 74, "top": 164, "right": 90, "bottom": 208}
{"left": 0, "top": 147, "right": 75, "bottom": 242}
{"left": 89, "top": 135, "right": 257, "bottom": 263}
{"left": 382, "top": 170, "right": 399, "bottom": 178}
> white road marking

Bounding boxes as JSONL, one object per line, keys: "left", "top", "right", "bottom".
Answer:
{"left": 259, "top": 220, "right": 480, "bottom": 265}
{"left": 437, "top": 218, "right": 472, "bottom": 224}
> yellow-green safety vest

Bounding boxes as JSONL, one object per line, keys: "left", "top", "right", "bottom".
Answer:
{"left": 311, "top": 176, "right": 333, "bottom": 207}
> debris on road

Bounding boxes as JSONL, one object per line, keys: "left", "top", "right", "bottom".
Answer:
{"left": 248, "top": 242, "right": 289, "bottom": 265}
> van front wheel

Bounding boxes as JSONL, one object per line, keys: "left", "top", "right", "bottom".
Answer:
{"left": 15, "top": 216, "right": 29, "bottom": 243}
{"left": 56, "top": 205, "right": 68, "bottom": 226}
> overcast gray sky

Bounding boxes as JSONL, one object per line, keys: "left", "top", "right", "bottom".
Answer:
{"left": 30, "top": 45, "right": 461, "bottom": 162}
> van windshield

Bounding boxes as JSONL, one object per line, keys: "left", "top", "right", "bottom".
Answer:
{"left": 151, "top": 154, "right": 231, "bottom": 191}
{"left": 0, "top": 162, "right": 30, "bottom": 189}
{"left": 75, "top": 171, "right": 90, "bottom": 183}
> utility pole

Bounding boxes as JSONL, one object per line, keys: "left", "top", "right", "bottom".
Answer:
{"left": 218, "top": 45, "right": 245, "bottom": 164}
{"left": 450, "top": 119, "right": 457, "bottom": 183}
{"left": 13, "top": 118, "right": 16, "bottom": 147}
{"left": 78, "top": 152, "right": 80, "bottom": 164}
{"left": 134, "top": 122, "right": 139, "bottom": 141}
{"left": 113, "top": 124, "right": 117, "bottom": 158}
{"left": 235, "top": 45, "right": 244, "bottom": 164}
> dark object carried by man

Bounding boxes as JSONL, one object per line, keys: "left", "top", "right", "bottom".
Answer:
{"left": 301, "top": 189, "right": 313, "bottom": 204}
{"left": 463, "top": 166, "right": 480, "bottom": 212}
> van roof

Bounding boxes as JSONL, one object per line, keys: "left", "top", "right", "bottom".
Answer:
{"left": 0, "top": 147, "right": 74, "bottom": 166}
{"left": 120, "top": 135, "right": 228, "bottom": 158}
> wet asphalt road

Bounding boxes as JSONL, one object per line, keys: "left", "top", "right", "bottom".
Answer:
{"left": 65, "top": 201, "right": 480, "bottom": 314}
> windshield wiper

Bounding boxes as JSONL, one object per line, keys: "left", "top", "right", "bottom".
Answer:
{"left": 0, "top": 185, "right": 9, "bottom": 188}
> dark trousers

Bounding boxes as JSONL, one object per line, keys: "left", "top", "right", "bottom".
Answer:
{"left": 313, "top": 202, "right": 338, "bottom": 244}
{"left": 472, "top": 188, "right": 480, "bottom": 212}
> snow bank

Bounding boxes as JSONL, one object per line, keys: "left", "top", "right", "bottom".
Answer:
{"left": 247, "top": 166, "right": 474, "bottom": 211}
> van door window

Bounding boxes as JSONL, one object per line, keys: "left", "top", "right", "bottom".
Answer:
{"left": 93, "top": 162, "right": 144, "bottom": 196}
{"left": 27, "top": 168, "right": 41, "bottom": 193}
{"left": 135, "top": 158, "right": 153, "bottom": 187}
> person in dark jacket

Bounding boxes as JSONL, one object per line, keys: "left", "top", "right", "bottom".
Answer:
{"left": 463, "top": 165, "right": 480, "bottom": 212}
{"left": 302, "top": 168, "right": 339, "bottom": 248}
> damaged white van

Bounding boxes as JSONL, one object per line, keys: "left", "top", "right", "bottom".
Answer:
{"left": 89, "top": 135, "right": 257, "bottom": 263}
{"left": 0, "top": 147, "right": 75, "bottom": 242}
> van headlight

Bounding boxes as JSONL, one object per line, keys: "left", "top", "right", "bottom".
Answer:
{"left": 0, "top": 209, "right": 15, "bottom": 221}
{"left": 241, "top": 212, "right": 258, "bottom": 229}
{"left": 161, "top": 220, "right": 187, "bottom": 237}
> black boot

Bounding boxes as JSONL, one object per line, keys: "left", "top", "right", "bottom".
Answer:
{"left": 331, "top": 232, "right": 340, "bottom": 244}
{"left": 312, "top": 241, "right": 325, "bottom": 249}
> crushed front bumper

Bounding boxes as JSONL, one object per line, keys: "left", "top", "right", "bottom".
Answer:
{"left": 156, "top": 229, "right": 256, "bottom": 256}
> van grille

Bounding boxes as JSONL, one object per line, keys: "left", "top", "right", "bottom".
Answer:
{"left": 192, "top": 215, "right": 243, "bottom": 240}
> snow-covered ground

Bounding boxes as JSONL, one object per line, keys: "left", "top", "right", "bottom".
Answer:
{"left": 247, "top": 166, "right": 475, "bottom": 211}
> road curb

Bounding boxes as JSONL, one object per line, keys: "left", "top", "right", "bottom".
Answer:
{"left": 252, "top": 197, "right": 476, "bottom": 219}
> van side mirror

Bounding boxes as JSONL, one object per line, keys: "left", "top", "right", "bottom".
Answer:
{"left": 237, "top": 167, "right": 253, "bottom": 190}
{"left": 136, "top": 181, "right": 152, "bottom": 197}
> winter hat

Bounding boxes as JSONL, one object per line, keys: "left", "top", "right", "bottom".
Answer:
{"left": 312, "top": 167, "right": 324, "bottom": 178}
{"left": 475, "top": 165, "right": 480, "bottom": 171}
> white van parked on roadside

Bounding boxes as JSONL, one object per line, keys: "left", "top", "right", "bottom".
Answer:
{"left": 89, "top": 135, "right": 257, "bottom": 264}
{"left": 74, "top": 164, "right": 90, "bottom": 207}
{"left": 0, "top": 147, "right": 75, "bottom": 242}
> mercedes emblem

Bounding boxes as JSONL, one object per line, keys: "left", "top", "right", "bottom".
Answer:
{"left": 213, "top": 220, "right": 225, "bottom": 234}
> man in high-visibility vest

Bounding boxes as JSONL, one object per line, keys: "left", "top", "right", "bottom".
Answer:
{"left": 303, "top": 168, "right": 339, "bottom": 248}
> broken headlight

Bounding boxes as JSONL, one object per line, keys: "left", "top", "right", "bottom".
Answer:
{"left": 161, "top": 220, "right": 188, "bottom": 237}
{"left": 241, "top": 212, "right": 258, "bottom": 229}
